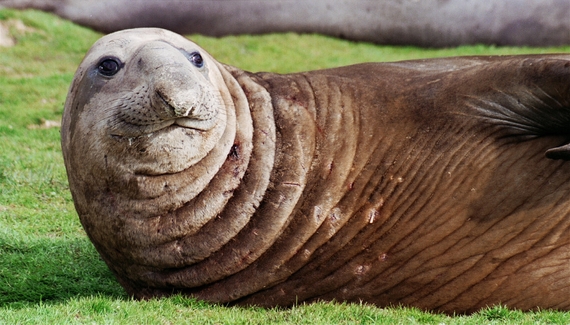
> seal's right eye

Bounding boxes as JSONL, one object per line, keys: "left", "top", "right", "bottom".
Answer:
{"left": 188, "top": 52, "right": 204, "bottom": 68}
{"left": 97, "top": 57, "right": 122, "bottom": 76}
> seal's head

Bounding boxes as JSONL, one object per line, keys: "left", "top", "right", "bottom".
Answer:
{"left": 61, "top": 28, "right": 258, "bottom": 284}
{"left": 61, "top": 26, "right": 255, "bottom": 226}
{"left": 62, "top": 28, "right": 232, "bottom": 177}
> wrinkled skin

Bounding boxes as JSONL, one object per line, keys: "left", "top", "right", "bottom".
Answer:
{"left": 3, "top": 0, "right": 570, "bottom": 47}
{"left": 61, "top": 28, "right": 570, "bottom": 314}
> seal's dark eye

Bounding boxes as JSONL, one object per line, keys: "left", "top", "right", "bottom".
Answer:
{"left": 189, "top": 52, "right": 204, "bottom": 68}
{"left": 97, "top": 57, "right": 122, "bottom": 76}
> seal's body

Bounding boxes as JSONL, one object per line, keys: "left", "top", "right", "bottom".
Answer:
{"left": 62, "top": 28, "right": 570, "bottom": 313}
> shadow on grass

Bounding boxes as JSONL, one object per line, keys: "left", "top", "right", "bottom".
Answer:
{"left": 0, "top": 236, "right": 126, "bottom": 308}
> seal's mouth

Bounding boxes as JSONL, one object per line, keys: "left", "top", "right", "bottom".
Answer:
{"left": 173, "top": 116, "right": 217, "bottom": 130}
{"left": 108, "top": 107, "right": 218, "bottom": 138}
{"left": 107, "top": 85, "right": 220, "bottom": 138}
{"left": 109, "top": 120, "right": 207, "bottom": 139}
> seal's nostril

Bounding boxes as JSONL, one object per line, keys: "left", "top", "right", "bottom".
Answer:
{"left": 156, "top": 90, "right": 185, "bottom": 117}
{"left": 156, "top": 90, "right": 169, "bottom": 108}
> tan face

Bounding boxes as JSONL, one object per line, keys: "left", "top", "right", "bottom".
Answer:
{"left": 62, "top": 28, "right": 229, "bottom": 176}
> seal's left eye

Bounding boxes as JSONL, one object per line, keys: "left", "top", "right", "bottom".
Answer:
{"left": 98, "top": 57, "right": 122, "bottom": 76}
{"left": 188, "top": 52, "right": 204, "bottom": 68}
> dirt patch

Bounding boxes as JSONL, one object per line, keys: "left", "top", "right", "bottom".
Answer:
{"left": 0, "top": 21, "right": 15, "bottom": 47}
{"left": 27, "top": 118, "right": 62, "bottom": 129}
{"left": 0, "top": 19, "right": 36, "bottom": 47}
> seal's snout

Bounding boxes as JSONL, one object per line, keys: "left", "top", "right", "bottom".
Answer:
{"left": 150, "top": 59, "right": 202, "bottom": 119}
{"left": 152, "top": 78, "right": 219, "bottom": 131}
{"left": 130, "top": 40, "right": 220, "bottom": 131}
{"left": 155, "top": 86, "right": 196, "bottom": 118}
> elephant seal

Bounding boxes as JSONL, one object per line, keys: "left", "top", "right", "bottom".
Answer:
{"left": 61, "top": 28, "right": 570, "bottom": 314}
{"left": 4, "top": 0, "right": 570, "bottom": 47}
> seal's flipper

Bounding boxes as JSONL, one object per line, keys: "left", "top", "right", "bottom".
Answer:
{"left": 546, "top": 143, "right": 570, "bottom": 160}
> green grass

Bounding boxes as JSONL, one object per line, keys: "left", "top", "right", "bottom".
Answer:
{"left": 1, "top": 7, "right": 570, "bottom": 324}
